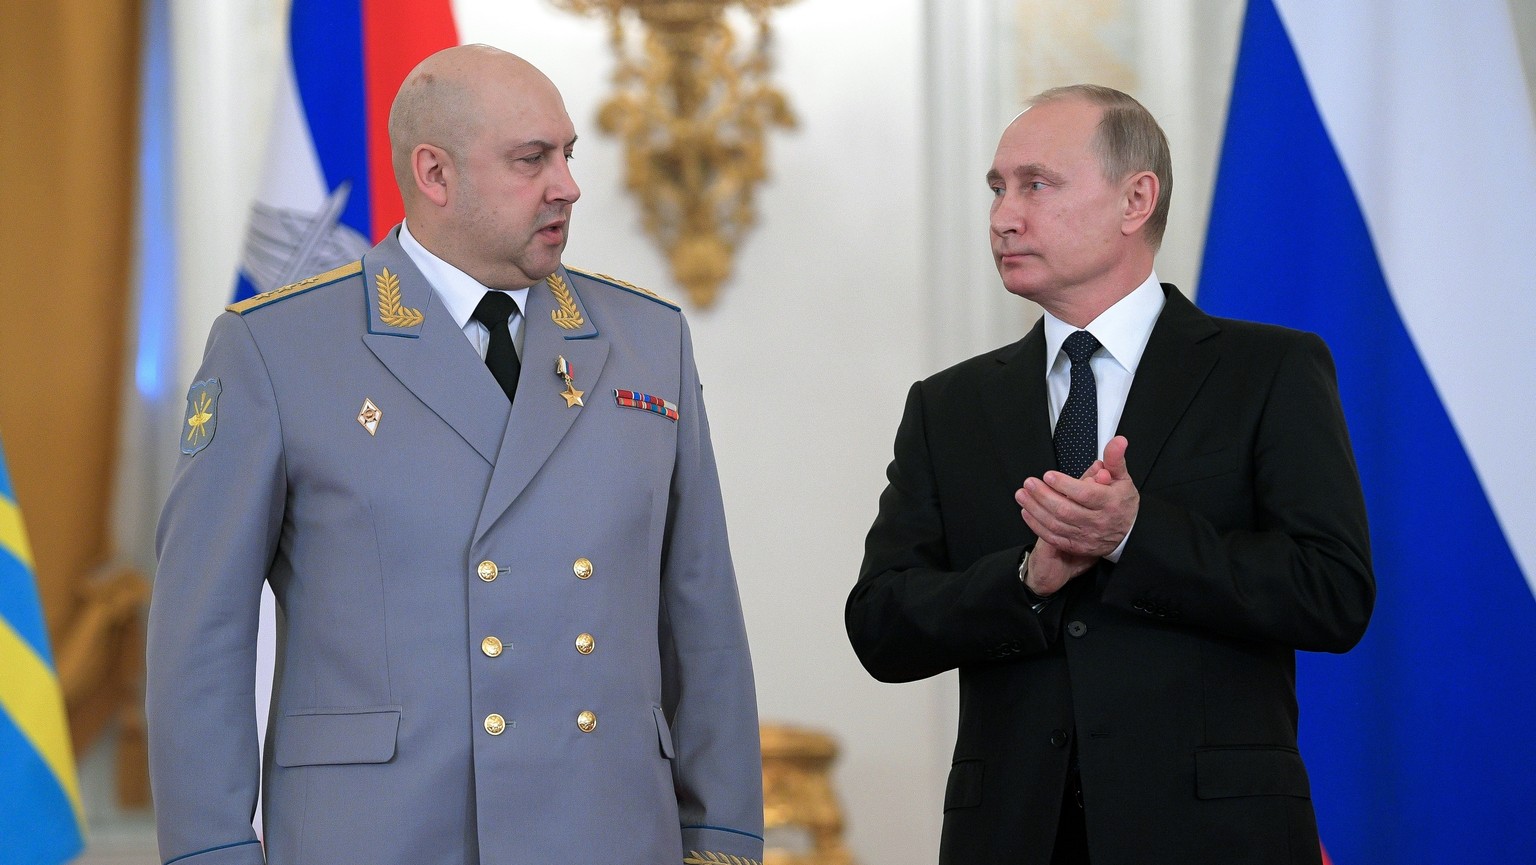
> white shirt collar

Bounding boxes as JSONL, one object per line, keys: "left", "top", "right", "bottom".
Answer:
{"left": 398, "top": 220, "right": 531, "bottom": 327}
{"left": 1042, "top": 271, "right": 1165, "bottom": 375}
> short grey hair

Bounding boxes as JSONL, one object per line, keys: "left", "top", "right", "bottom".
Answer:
{"left": 1029, "top": 84, "right": 1173, "bottom": 249}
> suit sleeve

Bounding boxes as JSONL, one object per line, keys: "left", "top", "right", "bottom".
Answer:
{"left": 846, "top": 381, "right": 1061, "bottom": 684}
{"left": 1105, "top": 332, "right": 1375, "bottom": 652}
{"left": 658, "top": 315, "right": 764, "bottom": 863}
{"left": 146, "top": 313, "right": 282, "bottom": 865}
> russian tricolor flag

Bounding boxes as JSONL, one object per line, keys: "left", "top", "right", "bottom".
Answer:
{"left": 234, "top": 0, "right": 457, "bottom": 301}
{"left": 1198, "top": 1, "right": 1536, "bottom": 862}
{"left": 230, "top": 0, "right": 458, "bottom": 836}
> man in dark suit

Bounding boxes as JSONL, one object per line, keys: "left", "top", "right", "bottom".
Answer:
{"left": 845, "top": 84, "right": 1374, "bottom": 865}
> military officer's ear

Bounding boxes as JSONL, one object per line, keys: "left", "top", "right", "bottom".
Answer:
{"left": 412, "top": 143, "right": 454, "bottom": 208}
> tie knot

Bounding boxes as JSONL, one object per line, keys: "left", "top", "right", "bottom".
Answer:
{"left": 1063, "top": 330, "right": 1100, "bottom": 364}
{"left": 472, "top": 291, "right": 520, "bottom": 328}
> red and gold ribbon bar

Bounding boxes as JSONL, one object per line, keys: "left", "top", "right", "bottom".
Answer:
{"left": 613, "top": 389, "right": 679, "bottom": 422}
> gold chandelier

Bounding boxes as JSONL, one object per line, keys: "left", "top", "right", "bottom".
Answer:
{"left": 552, "top": 0, "right": 798, "bottom": 308}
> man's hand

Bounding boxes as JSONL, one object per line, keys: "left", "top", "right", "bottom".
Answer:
{"left": 1016, "top": 435, "right": 1139, "bottom": 559}
{"left": 1024, "top": 538, "right": 1096, "bottom": 597}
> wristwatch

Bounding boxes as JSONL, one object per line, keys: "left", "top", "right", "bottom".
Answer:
{"left": 1018, "top": 547, "right": 1053, "bottom": 613}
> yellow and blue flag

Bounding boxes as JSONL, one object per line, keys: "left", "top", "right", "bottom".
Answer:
{"left": 0, "top": 434, "right": 85, "bottom": 863}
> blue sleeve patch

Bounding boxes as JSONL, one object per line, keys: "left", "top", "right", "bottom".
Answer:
{"left": 181, "top": 378, "right": 221, "bottom": 456}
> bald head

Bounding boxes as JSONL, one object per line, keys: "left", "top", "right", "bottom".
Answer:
{"left": 388, "top": 45, "right": 562, "bottom": 204}
{"left": 387, "top": 44, "right": 581, "bottom": 291}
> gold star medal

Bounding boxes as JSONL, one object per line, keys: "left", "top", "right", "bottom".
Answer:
{"left": 556, "top": 355, "right": 584, "bottom": 408}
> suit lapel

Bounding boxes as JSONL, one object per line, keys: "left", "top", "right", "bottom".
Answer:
{"left": 361, "top": 234, "right": 508, "bottom": 465}
{"left": 979, "top": 320, "right": 1058, "bottom": 486}
{"left": 473, "top": 267, "right": 609, "bottom": 542}
{"left": 1115, "top": 285, "right": 1221, "bottom": 487}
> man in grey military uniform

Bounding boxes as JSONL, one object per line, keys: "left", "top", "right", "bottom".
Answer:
{"left": 147, "top": 45, "right": 763, "bottom": 865}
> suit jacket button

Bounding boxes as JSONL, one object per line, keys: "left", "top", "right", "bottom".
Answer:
{"left": 1050, "top": 729, "right": 1069, "bottom": 748}
{"left": 1067, "top": 621, "right": 1088, "bottom": 638}
{"left": 573, "top": 557, "right": 594, "bottom": 580}
{"left": 576, "top": 710, "right": 597, "bottom": 732}
{"left": 575, "top": 633, "right": 595, "bottom": 655}
{"left": 484, "top": 713, "right": 506, "bottom": 736}
{"left": 481, "top": 636, "right": 504, "bottom": 657}
{"left": 477, "top": 560, "right": 499, "bottom": 582}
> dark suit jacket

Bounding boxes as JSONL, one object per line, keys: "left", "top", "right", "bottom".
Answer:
{"left": 846, "top": 285, "right": 1374, "bottom": 865}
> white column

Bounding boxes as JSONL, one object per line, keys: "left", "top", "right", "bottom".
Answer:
{"left": 924, "top": 0, "right": 1033, "bottom": 372}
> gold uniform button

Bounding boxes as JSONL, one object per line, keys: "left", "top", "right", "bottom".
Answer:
{"left": 576, "top": 710, "right": 597, "bottom": 733}
{"left": 575, "top": 633, "right": 595, "bottom": 655}
{"left": 481, "top": 636, "right": 504, "bottom": 657}
{"left": 484, "top": 713, "right": 506, "bottom": 735}
{"left": 573, "top": 557, "right": 593, "bottom": 580}
{"left": 477, "top": 561, "right": 499, "bottom": 582}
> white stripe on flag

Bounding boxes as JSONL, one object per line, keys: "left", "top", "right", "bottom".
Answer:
{"left": 1275, "top": 0, "right": 1536, "bottom": 593}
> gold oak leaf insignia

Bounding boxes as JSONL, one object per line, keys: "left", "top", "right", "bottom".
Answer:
{"left": 683, "top": 853, "right": 760, "bottom": 865}
{"left": 376, "top": 267, "right": 423, "bottom": 327}
{"left": 548, "top": 274, "right": 585, "bottom": 330}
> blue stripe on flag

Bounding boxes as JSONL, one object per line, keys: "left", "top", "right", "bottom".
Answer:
{"left": 0, "top": 711, "right": 83, "bottom": 865}
{"left": 1199, "top": 1, "right": 1536, "bottom": 862}
{"left": 290, "top": 0, "right": 371, "bottom": 237}
{"left": 0, "top": 436, "right": 83, "bottom": 862}
{"left": 0, "top": 448, "right": 51, "bottom": 659}
{"left": 0, "top": 551, "right": 51, "bottom": 664}
{"left": 234, "top": 272, "right": 260, "bottom": 304}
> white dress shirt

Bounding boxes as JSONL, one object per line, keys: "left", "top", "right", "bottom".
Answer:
{"left": 1041, "top": 271, "right": 1165, "bottom": 561}
{"left": 399, "top": 220, "right": 531, "bottom": 361}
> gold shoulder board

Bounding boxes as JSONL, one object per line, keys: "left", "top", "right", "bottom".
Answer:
{"left": 227, "top": 260, "right": 364, "bottom": 315}
{"left": 565, "top": 266, "right": 681, "bottom": 311}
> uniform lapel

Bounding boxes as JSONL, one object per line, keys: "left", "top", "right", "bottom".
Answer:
{"left": 979, "top": 320, "right": 1058, "bottom": 486}
{"left": 361, "top": 234, "right": 508, "bottom": 465}
{"left": 1114, "top": 285, "right": 1222, "bottom": 487}
{"left": 473, "top": 267, "right": 609, "bottom": 542}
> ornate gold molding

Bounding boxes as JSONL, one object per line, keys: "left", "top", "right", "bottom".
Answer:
{"left": 552, "top": 0, "right": 798, "bottom": 308}
{"left": 761, "top": 723, "right": 855, "bottom": 865}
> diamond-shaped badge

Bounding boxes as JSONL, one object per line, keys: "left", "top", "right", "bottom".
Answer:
{"left": 357, "top": 398, "right": 382, "bottom": 436}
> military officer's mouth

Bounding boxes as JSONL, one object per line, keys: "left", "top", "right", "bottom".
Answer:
{"left": 537, "top": 219, "right": 568, "bottom": 242}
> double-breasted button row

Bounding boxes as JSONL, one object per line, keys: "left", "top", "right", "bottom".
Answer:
{"left": 478, "top": 634, "right": 592, "bottom": 656}
{"left": 478, "top": 556, "right": 599, "bottom": 736}
{"left": 482, "top": 711, "right": 599, "bottom": 735}
{"left": 478, "top": 557, "right": 597, "bottom": 582}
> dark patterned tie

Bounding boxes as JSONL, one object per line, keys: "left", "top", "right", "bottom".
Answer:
{"left": 1053, "top": 330, "right": 1101, "bottom": 479}
{"left": 471, "top": 291, "right": 522, "bottom": 405}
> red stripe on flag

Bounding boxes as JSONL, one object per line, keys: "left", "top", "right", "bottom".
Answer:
{"left": 362, "top": 0, "right": 459, "bottom": 241}
{"left": 1321, "top": 842, "right": 1333, "bottom": 865}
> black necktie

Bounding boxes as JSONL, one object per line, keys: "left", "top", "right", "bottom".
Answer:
{"left": 471, "top": 291, "right": 522, "bottom": 405}
{"left": 1053, "top": 330, "right": 1101, "bottom": 480}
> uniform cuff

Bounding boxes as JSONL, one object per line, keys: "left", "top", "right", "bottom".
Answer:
{"left": 681, "top": 824, "right": 764, "bottom": 865}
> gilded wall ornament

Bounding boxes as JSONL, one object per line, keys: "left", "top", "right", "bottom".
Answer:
{"left": 552, "top": 0, "right": 798, "bottom": 308}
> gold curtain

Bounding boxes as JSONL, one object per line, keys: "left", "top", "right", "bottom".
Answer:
{"left": 0, "top": 0, "right": 149, "bottom": 804}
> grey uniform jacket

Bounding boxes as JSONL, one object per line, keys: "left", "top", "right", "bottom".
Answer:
{"left": 146, "top": 229, "right": 763, "bottom": 865}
